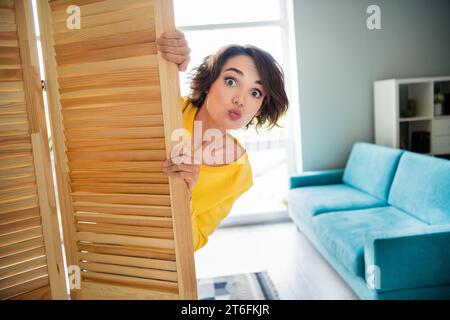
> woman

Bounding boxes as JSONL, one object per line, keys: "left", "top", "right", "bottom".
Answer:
{"left": 157, "top": 31, "right": 289, "bottom": 251}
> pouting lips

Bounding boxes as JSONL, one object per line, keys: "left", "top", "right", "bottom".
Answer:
{"left": 228, "top": 109, "right": 242, "bottom": 121}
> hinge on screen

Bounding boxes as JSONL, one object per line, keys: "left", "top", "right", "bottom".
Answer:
{"left": 41, "top": 80, "right": 46, "bottom": 91}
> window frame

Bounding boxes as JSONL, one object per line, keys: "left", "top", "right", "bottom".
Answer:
{"left": 176, "top": 0, "right": 302, "bottom": 175}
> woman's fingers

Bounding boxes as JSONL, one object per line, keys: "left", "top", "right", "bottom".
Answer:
{"left": 156, "top": 30, "right": 191, "bottom": 71}
{"left": 162, "top": 162, "right": 200, "bottom": 175}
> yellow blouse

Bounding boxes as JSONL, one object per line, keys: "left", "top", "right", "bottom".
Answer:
{"left": 180, "top": 97, "right": 253, "bottom": 251}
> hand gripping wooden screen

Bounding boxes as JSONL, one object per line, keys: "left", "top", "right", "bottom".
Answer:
{"left": 0, "top": 0, "right": 67, "bottom": 299}
{"left": 36, "top": 0, "right": 197, "bottom": 299}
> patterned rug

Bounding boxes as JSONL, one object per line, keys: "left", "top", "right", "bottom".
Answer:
{"left": 197, "top": 271, "right": 280, "bottom": 300}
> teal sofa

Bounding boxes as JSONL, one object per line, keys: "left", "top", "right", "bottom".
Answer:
{"left": 288, "top": 142, "right": 450, "bottom": 300}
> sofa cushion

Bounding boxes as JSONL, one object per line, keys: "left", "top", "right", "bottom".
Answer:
{"left": 288, "top": 184, "right": 386, "bottom": 225}
{"left": 388, "top": 152, "right": 450, "bottom": 225}
{"left": 311, "top": 206, "right": 427, "bottom": 278}
{"left": 343, "top": 142, "right": 403, "bottom": 201}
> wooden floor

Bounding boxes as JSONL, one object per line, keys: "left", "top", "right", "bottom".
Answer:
{"left": 194, "top": 221, "right": 359, "bottom": 300}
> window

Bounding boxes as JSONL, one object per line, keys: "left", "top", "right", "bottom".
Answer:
{"left": 174, "top": 0, "right": 301, "bottom": 219}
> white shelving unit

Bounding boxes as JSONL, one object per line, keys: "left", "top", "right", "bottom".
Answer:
{"left": 374, "top": 76, "right": 450, "bottom": 157}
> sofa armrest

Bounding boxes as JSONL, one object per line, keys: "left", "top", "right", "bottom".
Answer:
{"left": 364, "top": 224, "right": 450, "bottom": 292}
{"left": 289, "top": 169, "right": 344, "bottom": 189}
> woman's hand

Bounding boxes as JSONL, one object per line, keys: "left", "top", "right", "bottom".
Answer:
{"left": 156, "top": 30, "right": 191, "bottom": 72}
{"left": 161, "top": 140, "right": 203, "bottom": 196}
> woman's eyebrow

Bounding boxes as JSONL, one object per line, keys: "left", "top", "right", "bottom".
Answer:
{"left": 224, "top": 67, "right": 263, "bottom": 85}
{"left": 224, "top": 67, "right": 244, "bottom": 76}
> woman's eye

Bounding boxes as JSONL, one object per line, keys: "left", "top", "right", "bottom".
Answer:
{"left": 225, "top": 77, "right": 237, "bottom": 87}
{"left": 251, "top": 89, "right": 262, "bottom": 98}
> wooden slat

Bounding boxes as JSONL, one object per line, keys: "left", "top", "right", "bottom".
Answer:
{"left": 0, "top": 114, "right": 29, "bottom": 126}
{"left": 0, "top": 69, "right": 22, "bottom": 81}
{"left": 0, "top": 155, "right": 33, "bottom": 170}
{"left": 0, "top": 185, "right": 37, "bottom": 204}
{"left": 62, "top": 103, "right": 162, "bottom": 118}
{"left": 0, "top": 103, "right": 26, "bottom": 115}
{"left": 0, "top": 206, "right": 40, "bottom": 225}
{"left": 76, "top": 222, "right": 173, "bottom": 239}
{"left": 73, "top": 202, "right": 171, "bottom": 217}
{"left": 70, "top": 181, "right": 170, "bottom": 195}
{"left": 61, "top": 95, "right": 161, "bottom": 110}
{"left": 81, "top": 271, "right": 177, "bottom": 293}
{"left": 0, "top": 265, "right": 48, "bottom": 290}
{"left": 0, "top": 121, "right": 29, "bottom": 132}
{"left": 0, "top": 91, "right": 25, "bottom": 102}
{"left": 0, "top": 45, "right": 19, "bottom": 57}
{"left": 0, "top": 275, "right": 49, "bottom": 300}
{"left": 77, "top": 232, "right": 175, "bottom": 250}
{"left": 57, "top": 54, "right": 158, "bottom": 78}
{"left": 53, "top": 4, "right": 154, "bottom": 34}
{"left": 49, "top": 0, "right": 103, "bottom": 12}
{"left": 0, "top": 236, "right": 44, "bottom": 258}
{"left": 0, "top": 216, "right": 41, "bottom": 235}
{"left": 0, "top": 256, "right": 47, "bottom": 279}
{"left": 60, "top": 85, "right": 160, "bottom": 100}
{"left": 71, "top": 192, "right": 170, "bottom": 206}
{"left": 79, "top": 251, "right": 176, "bottom": 271}
{"left": 80, "top": 278, "right": 178, "bottom": 299}
{"left": 0, "top": 164, "right": 34, "bottom": 180}
{"left": 65, "top": 127, "right": 165, "bottom": 140}
{"left": 0, "top": 142, "right": 32, "bottom": 153}
{"left": 0, "top": 197, "right": 39, "bottom": 215}
{"left": 68, "top": 160, "right": 163, "bottom": 172}
{"left": 0, "top": 8, "right": 15, "bottom": 24}
{"left": 79, "top": 261, "right": 177, "bottom": 282}
{"left": 0, "top": 175, "right": 35, "bottom": 190}
{"left": 78, "top": 242, "right": 175, "bottom": 261}
{"left": 68, "top": 150, "right": 167, "bottom": 162}
{"left": 66, "top": 138, "right": 165, "bottom": 152}
{"left": 0, "top": 80, "right": 23, "bottom": 91}
{"left": 74, "top": 212, "right": 173, "bottom": 228}
{"left": 54, "top": 29, "right": 155, "bottom": 57}
{"left": 70, "top": 172, "right": 168, "bottom": 184}
{"left": 0, "top": 226, "right": 43, "bottom": 247}
{"left": 0, "top": 246, "right": 45, "bottom": 268}
{"left": 63, "top": 114, "right": 164, "bottom": 129}
{"left": 12, "top": 284, "right": 51, "bottom": 299}
{"left": 56, "top": 42, "right": 156, "bottom": 66}
{"left": 51, "top": 0, "right": 152, "bottom": 23}
{"left": 59, "top": 68, "right": 160, "bottom": 91}
{"left": 0, "top": 177, "right": 36, "bottom": 191}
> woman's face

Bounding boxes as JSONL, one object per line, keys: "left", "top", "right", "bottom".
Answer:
{"left": 203, "top": 54, "right": 266, "bottom": 131}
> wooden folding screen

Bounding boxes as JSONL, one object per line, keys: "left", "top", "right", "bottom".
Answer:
{"left": 0, "top": 0, "right": 67, "bottom": 299}
{"left": 36, "top": 0, "right": 197, "bottom": 299}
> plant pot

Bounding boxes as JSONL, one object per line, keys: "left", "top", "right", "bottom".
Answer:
{"left": 434, "top": 103, "right": 443, "bottom": 116}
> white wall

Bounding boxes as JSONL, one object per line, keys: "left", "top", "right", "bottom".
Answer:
{"left": 293, "top": 0, "right": 450, "bottom": 171}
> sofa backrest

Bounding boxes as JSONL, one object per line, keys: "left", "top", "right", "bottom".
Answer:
{"left": 388, "top": 151, "right": 450, "bottom": 225}
{"left": 343, "top": 142, "right": 403, "bottom": 201}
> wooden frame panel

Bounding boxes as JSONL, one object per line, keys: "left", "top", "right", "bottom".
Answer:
{"left": 37, "top": 0, "right": 197, "bottom": 299}
{"left": 0, "top": 0, "right": 67, "bottom": 300}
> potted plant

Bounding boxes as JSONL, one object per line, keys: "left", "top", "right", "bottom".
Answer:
{"left": 401, "top": 99, "right": 416, "bottom": 118}
{"left": 434, "top": 93, "right": 445, "bottom": 116}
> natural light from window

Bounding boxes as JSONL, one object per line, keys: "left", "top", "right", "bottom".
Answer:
{"left": 174, "top": 0, "right": 298, "bottom": 217}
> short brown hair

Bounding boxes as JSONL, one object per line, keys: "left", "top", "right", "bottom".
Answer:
{"left": 188, "top": 45, "right": 289, "bottom": 130}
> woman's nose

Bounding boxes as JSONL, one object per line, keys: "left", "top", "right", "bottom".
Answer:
{"left": 232, "top": 96, "right": 244, "bottom": 108}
